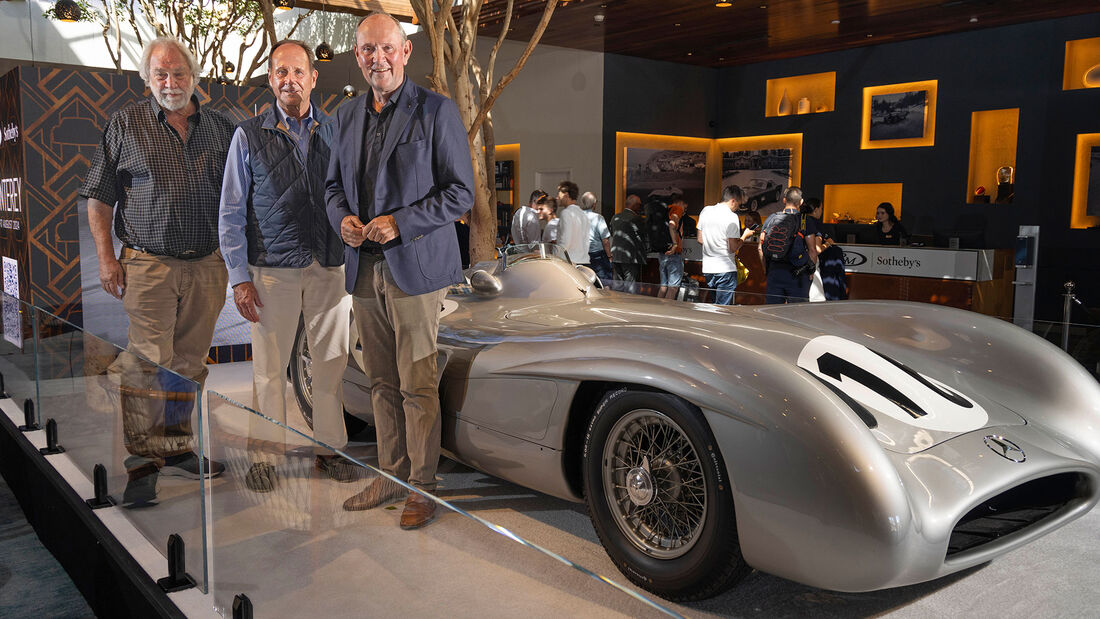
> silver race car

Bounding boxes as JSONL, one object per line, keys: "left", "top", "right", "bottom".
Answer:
{"left": 290, "top": 243, "right": 1100, "bottom": 601}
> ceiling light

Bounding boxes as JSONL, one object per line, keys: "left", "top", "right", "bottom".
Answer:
{"left": 224, "top": 61, "right": 236, "bottom": 75}
{"left": 831, "top": 19, "right": 840, "bottom": 25}
{"left": 343, "top": 85, "right": 356, "bottom": 98}
{"left": 53, "top": 0, "right": 82, "bottom": 22}
{"left": 273, "top": 0, "right": 295, "bottom": 10}
{"left": 969, "top": 16, "right": 978, "bottom": 23}
{"left": 316, "top": 42, "right": 334, "bottom": 62}
{"left": 715, "top": 1, "right": 732, "bottom": 7}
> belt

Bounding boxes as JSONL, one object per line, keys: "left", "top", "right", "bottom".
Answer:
{"left": 360, "top": 244, "right": 386, "bottom": 256}
{"left": 124, "top": 244, "right": 210, "bottom": 261}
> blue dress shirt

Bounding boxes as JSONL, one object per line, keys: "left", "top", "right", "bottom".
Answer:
{"left": 219, "top": 104, "right": 315, "bottom": 287}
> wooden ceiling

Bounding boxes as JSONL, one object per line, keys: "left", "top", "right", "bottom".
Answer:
{"left": 298, "top": 0, "right": 1100, "bottom": 68}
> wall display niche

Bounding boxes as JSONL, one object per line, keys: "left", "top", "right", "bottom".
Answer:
{"left": 493, "top": 143, "right": 519, "bottom": 242}
{"left": 1063, "top": 36, "right": 1100, "bottom": 90}
{"left": 861, "top": 80, "right": 938, "bottom": 149}
{"left": 967, "top": 109, "right": 1019, "bottom": 204}
{"left": 1070, "top": 133, "right": 1100, "bottom": 229}
{"left": 765, "top": 72, "right": 836, "bottom": 117}
{"left": 823, "top": 183, "right": 904, "bottom": 227}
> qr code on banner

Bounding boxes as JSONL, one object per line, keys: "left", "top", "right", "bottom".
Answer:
{"left": 3, "top": 256, "right": 20, "bottom": 348}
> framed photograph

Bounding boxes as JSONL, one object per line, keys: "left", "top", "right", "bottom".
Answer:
{"left": 861, "top": 80, "right": 937, "bottom": 149}
{"left": 624, "top": 148, "right": 707, "bottom": 216}
{"left": 869, "top": 91, "right": 926, "bottom": 141}
{"left": 721, "top": 149, "right": 791, "bottom": 220}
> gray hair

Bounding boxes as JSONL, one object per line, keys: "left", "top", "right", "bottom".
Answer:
{"left": 139, "top": 37, "right": 201, "bottom": 85}
{"left": 578, "top": 191, "right": 597, "bottom": 210}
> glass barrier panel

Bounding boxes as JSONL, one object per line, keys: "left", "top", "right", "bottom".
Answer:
{"left": 32, "top": 306, "right": 208, "bottom": 591}
{"left": 205, "top": 390, "right": 681, "bottom": 618}
{"left": 0, "top": 292, "right": 39, "bottom": 424}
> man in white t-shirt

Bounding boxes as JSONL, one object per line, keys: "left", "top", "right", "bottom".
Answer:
{"left": 698, "top": 185, "right": 755, "bottom": 305}
{"left": 556, "top": 180, "right": 590, "bottom": 265}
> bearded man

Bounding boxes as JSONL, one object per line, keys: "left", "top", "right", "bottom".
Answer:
{"left": 80, "top": 36, "right": 234, "bottom": 506}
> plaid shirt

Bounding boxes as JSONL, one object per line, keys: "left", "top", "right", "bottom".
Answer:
{"left": 80, "top": 96, "right": 235, "bottom": 258}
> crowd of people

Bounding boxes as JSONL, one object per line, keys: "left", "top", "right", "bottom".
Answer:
{"left": 508, "top": 182, "right": 848, "bottom": 305}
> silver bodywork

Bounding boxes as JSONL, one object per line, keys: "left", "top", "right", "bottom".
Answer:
{"left": 332, "top": 245, "right": 1100, "bottom": 593}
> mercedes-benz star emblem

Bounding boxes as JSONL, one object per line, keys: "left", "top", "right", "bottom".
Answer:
{"left": 983, "top": 434, "right": 1026, "bottom": 462}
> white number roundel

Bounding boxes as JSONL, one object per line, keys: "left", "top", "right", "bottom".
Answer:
{"left": 797, "top": 335, "right": 988, "bottom": 433}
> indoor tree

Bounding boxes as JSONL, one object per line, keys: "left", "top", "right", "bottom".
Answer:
{"left": 408, "top": 0, "right": 559, "bottom": 263}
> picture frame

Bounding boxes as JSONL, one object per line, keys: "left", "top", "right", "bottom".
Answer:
{"left": 861, "top": 80, "right": 938, "bottom": 149}
{"left": 615, "top": 133, "right": 713, "bottom": 214}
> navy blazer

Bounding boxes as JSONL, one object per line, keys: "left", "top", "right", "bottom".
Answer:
{"left": 325, "top": 79, "right": 475, "bottom": 295}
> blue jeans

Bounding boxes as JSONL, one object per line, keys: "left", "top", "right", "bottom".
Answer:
{"left": 658, "top": 254, "right": 684, "bottom": 287}
{"left": 589, "top": 251, "right": 613, "bottom": 283}
{"left": 705, "top": 271, "right": 737, "bottom": 305}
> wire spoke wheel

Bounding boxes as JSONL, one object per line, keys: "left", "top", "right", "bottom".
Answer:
{"left": 602, "top": 408, "right": 707, "bottom": 559}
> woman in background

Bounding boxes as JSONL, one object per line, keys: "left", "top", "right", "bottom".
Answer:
{"left": 874, "top": 202, "right": 908, "bottom": 245}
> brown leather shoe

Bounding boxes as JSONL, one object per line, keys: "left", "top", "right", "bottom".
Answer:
{"left": 342, "top": 476, "right": 405, "bottom": 511}
{"left": 399, "top": 491, "right": 437, "bottom": 530}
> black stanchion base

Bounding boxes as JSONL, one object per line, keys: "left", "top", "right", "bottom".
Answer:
{"left": 40, "top": 445, "right": 66, "bottom": 455}
{"left": 86, "top": 495, "right": 118, "bottom": 509}
{"left": 156, "top": 573, "right": 196, "bottom": 594}
{"left": 18, "top": 423, "right": 41, "bottom": 432}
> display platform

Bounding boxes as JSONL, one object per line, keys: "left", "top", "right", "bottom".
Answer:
{"left": 3, "top": 291, "right": 1100, "bottom": 618}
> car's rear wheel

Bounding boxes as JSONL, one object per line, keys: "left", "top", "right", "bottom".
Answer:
{"left": 582, "top": 388, "right": 750, "bottom": 601}
{"left": 289, "top": 319, "right": 369, "bottom": 437}
{"left": 750, "top": 198, "right": 759, "bottom": 212}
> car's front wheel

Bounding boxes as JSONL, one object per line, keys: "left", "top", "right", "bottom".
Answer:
{"left": 582, "top": 388, "right": 750, "bottom": 601}
{"left": 289, "top": 318, "right": 369, "bottom": 437}
{"left": 750, "top": 198, "right": 759, "bottom": 212}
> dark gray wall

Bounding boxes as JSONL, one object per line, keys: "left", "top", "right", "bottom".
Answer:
{"left": 600, "top": 53, "right": 718, "bottom": 218}
{"left": 604, "top": 14, "right": 1100, "bottom": 320}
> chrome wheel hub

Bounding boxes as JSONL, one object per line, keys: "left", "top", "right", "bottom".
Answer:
{"left": 601, "top": 409, "right": 707, "bottom": 559}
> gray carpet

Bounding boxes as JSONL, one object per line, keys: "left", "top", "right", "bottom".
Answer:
{"left": 0, "top": 475, "right": 94, "bottom": 618}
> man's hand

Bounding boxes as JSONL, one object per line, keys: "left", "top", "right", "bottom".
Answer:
{"left": 233, "top": 282, "right": 263, "bottom": 323}
{"left": 364, "top": 214, "right": 400, "bottom": 244}
{"left": 99, "top": 256, "right": 126, "bottom": 299}
{"left": 341, "top": 215, "right": 368, "bottom": 247}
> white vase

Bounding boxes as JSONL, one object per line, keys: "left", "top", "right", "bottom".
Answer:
{"left": 777, "top": 89, "right": 792, "bottom": 116}
{"left": 797, "top": 97, "right": 811, "bottom": 114}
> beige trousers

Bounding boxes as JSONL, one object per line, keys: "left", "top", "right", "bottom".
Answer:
{"left": 247, "top": 262, "right": 351, "bottom": 452}
{"left": 112, "top": 248, "right": 227, "bottom": 463}
{"left": 353, "top": 255, "right": 446, "bottom": 491}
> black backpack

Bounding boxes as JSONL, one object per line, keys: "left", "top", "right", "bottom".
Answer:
{"left": 643, "top": 199, "right": 672, "bottom": 252}
{"left": 762, "top": 213, "right": 809, "bottom": 266}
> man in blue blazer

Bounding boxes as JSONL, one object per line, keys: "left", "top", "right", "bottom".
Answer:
{"left": 325, "top": 12, "right": 475, "bottom": 529}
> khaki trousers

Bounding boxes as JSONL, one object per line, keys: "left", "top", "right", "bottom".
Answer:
{"left": 111, "top": 248, "right": 227, "bottom": 464}
{"left": 353, "top": 255, "right": 445, "bottom": 491}
{"left": 248, "top": 262, "right": 351, "bottom": 452}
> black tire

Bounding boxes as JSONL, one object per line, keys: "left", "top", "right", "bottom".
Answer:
{"left": 582, "top": 388, "right": 750, "bottom": 601}
{"left": 288, "top": 318, "right": 369, "bottom": 437}
{"left": 750, "top": 199, "right": 759, "bottom": 212}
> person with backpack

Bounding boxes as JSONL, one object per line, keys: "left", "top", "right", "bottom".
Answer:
{"left": 698, "top": 185, "right": 757, "bottom": 305}
{"left": 758, "top": 186, "right": 821, "bottom": 304}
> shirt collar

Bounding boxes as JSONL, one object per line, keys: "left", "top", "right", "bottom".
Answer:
{"left": 367, "top": 78, "right": 407, "bottom": 114}
{"left": 274, "top": 101, "right": 314, "bottom": 129}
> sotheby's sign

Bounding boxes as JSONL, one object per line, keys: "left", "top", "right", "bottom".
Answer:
{"left": 838, "top": 245, "right": 994, "bottom": 281}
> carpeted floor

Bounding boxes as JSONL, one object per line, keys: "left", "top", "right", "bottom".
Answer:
{"left": 0, "top": 475, "right": 94, "bottom": 618}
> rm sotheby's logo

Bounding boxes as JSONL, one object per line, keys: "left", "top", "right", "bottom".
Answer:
{"left": 983, "top": 434, "right": 1026, "bottom": 462}
{"left": 1, "top": 123, "right": 17, "bottom": 146}
{"left": 841, "top": 250, "right": 867, "bottom": 267}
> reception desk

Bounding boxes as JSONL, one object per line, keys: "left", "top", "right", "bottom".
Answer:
{"left": 666, "top": 241, "right": 1014, "bottom": 316}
